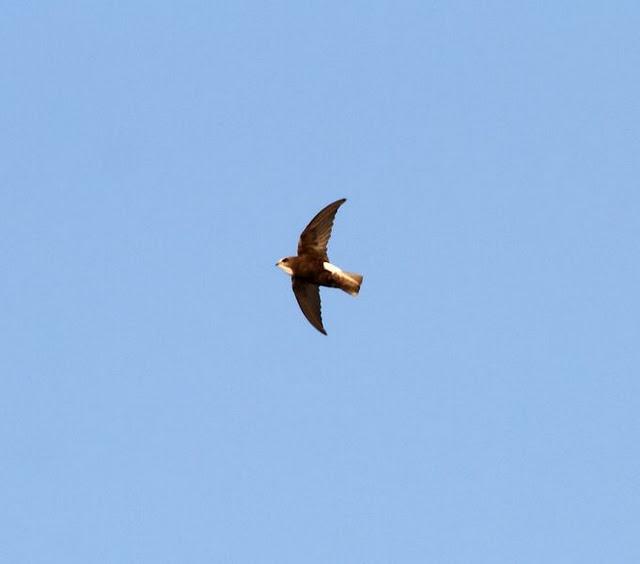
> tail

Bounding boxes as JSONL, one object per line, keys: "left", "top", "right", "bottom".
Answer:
{"left": 338, "top": 272, "right": 363, "bottom": 296}
{"left": 322, "top": 262, "right": 364, "bottom": 296}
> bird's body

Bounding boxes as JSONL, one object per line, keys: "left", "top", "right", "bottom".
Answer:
{"left": 280, "top": 256, "right": 362, "bottom": 293}
{"left": 276, "top": 198, "right": 363, "bottom": 335}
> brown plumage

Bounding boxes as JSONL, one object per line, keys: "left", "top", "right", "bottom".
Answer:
{"left": 276, "top": 198, "right": 363, "bottom": 335}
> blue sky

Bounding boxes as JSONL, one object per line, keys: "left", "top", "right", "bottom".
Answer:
{"left": 2, "top": 2, "right": 639, "bottom": 562}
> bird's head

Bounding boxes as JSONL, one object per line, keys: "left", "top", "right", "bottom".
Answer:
{"left": 276, "top": 257, "right": 294, "bottom": 276}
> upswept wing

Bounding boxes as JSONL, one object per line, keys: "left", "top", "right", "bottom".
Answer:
{"left": 297, "top": 198, "right": 346, "bottom": 260}
{"left": 292, "top": 278, "right": 327, "bottom": 335}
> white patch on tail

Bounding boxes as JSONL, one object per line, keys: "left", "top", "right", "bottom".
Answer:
{"left": 323, "top": 262, "right": 343, "bottom": 274}
{"left": 324, "top": 262, "right": 363, "bottom": 296}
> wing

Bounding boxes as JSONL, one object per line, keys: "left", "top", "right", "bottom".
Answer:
{"left": 297, "top": 198, "right": 346, "bottom": 260}
{"left": 292, "top": 278, "right": 327, "bottom": 335}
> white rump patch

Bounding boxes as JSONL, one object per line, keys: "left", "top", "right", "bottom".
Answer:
{"left": 324, "top": 262, "right": 360, "bottom": 294}
{"left": 323, "top": 262, "right": 343, "bottom": 274}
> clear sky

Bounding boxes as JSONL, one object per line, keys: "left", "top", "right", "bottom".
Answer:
{"left": 2, "top": 2, "right": 639, "bottom": 563}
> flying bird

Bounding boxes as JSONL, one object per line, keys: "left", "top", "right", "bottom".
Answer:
{"left": 276, "top": 198, "right": 363, "bottom": 335}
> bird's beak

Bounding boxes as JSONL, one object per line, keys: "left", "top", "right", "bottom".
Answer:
{"left": 275, "top": 261, "right": 280, "bottom": 266}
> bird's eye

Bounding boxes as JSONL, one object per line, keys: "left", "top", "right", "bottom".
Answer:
{"left": 283, "top": 258, "right": 288, "bottom": 262}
